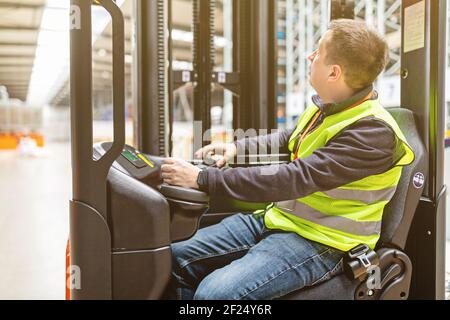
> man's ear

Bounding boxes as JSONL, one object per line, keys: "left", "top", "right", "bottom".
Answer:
{"left": 328, "top": 65, "right": 342, "bottom": 82}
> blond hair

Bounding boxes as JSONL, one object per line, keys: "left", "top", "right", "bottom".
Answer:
{"left": 325, "top": 19, "right": 389, "bottom": 90}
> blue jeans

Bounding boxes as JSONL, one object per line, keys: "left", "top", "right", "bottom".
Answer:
{"left": 167, "top": 213, "right": 344, "bottom": 300}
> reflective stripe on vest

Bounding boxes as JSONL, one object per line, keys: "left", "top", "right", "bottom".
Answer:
{"left": 322, "top": 186, "right": 397, "bottom": 204}
{"left": 276, "top": 200, "right": 382, "bottom": 236}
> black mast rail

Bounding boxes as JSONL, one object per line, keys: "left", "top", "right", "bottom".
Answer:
{"left": 70, "top": 0, "right": 125, "bottom": 299}
{"left": 401, "top": 0, "right": 447, "bottom": 300}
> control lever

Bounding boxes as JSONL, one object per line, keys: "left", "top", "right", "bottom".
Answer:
{"left": 203, "top": 152, "right": 224, "bottom": 167}
{"left": 191, "top": 152, "right": 226, "bottom": 168}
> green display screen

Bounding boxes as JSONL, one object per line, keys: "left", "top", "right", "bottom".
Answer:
{"left": 122, "top": 149, "right": 139, "bottom": 162}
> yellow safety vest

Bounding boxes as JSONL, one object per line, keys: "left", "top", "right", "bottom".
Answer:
{"left": 263, "top": 99, "right": 415, "bottom": 251}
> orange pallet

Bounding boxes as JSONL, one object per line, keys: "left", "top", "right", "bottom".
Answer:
{"left": 29, "top": 133, "right": 45, "bottom": 148}
{"left": 16, "top": 133, "right": 45, "bottom": 148}
{"left": 0, "top": 134, "right": 18, "bottom": 149}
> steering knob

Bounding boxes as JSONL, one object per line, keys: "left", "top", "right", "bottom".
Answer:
{"left": 203, "top": 153, "right": 224, "bottom": 167}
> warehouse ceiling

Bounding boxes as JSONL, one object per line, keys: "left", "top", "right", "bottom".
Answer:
{"left": 0, "top": 0, "right": 402, "bottom": 107}
{"left": 51, "top": 0, "right": 134, "bottom": 107}
{"left": 51, "top": 0, "right": 226, "bottom": 108}
{"left": 0, "top": 0, "right": 45, "bottom": 102}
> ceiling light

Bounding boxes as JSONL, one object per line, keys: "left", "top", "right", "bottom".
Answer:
{"left": 27, "top": 0, "right": 126, "bottom": 106}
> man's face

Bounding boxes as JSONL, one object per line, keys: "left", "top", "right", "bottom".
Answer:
{"left": 308, "top": 31, "right": 332, "bottom": 97}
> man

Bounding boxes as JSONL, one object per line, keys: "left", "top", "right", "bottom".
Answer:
{"left": 161, "top": 19, "right": 414, "bottom": 300}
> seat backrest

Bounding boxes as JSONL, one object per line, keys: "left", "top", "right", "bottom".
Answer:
{"left": 379, "top": 108, "right": 428, "bottom": 249}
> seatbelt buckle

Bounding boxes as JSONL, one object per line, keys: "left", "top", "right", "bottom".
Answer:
{"left": 344, "top": 244, "right": 379, "bottom": 280}
{"left": 349, "top": 244, "right": 371, "bottom": 267}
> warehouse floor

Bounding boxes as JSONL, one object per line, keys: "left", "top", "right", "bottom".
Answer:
{"left": 0, "top": 143, "right": 70, "bottom": 299}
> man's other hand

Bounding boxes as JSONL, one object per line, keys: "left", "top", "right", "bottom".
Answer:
{"left": 194, "top": 143, "right": 237, "bottom": 168}
{"left": 161, "top": 158, "right": 201, "bottom": 189}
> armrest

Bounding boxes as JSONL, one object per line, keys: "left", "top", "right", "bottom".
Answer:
{"left": 159, "top": 183, "right": 209, "bottom": 203}
{"left": 158, "top": 184, "right": 209, "bottom": 243}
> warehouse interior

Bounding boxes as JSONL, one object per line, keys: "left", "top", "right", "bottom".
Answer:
{"left": 0, "top": 0, "right": 449, "bottom": 299}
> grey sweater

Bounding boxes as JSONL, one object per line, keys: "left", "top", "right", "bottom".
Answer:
{"left": 204, "top": 87, "right": 405, "bottom": 203}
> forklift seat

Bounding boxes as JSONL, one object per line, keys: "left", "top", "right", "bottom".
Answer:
{"left": 282, "top": 107, "right": 428, "bottom": 300}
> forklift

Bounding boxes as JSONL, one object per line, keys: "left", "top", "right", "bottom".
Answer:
{"left": 67, "top": 0, "right": 446, "bottom": 299}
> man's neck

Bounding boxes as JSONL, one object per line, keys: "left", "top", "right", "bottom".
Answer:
{"left": 322, "top": 87, "right": 355, "bottom": 104}
{"left": 312, "top": 85, "right": 375, "bottom": 116}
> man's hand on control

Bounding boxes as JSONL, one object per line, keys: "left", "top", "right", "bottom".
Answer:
{"left": 194, "top": 143, "right": 237, "bottom": 168}
{"left": 161, "top": 158, "right": 201, "bottom": 189}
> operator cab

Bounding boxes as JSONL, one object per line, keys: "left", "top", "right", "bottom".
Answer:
{"left": 95, "top": 142, "right": 210, "bottom": 243}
